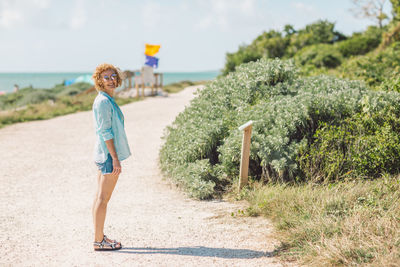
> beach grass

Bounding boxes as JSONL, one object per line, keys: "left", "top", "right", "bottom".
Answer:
{"left": 163, "top": 80, "right": 206, "bottom": 94}
{"left": 232, "top": 176, "right": 400, "bottom": 266}
{"left": 0, "top": 93, "right": 139, "bottom": 128}
{"left": 0, "top": 80, "right": 207, "bottom": 129}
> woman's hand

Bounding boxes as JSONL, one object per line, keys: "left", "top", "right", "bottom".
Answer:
{"left": 112, "top": 158, "right": 121, "bottom": 176}
{"left": 104, "top": 139, "right": 121, "bottom": 176}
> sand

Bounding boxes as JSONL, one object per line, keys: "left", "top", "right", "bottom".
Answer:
{"left": 0, "top": 86, "right": 286, "bottom": 266}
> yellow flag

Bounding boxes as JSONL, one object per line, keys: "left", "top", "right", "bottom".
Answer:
{"left": 145, "top": 44, "right": 161, "bottom": 56}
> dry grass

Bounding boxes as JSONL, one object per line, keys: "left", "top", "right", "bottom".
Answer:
{"left": 0, "top": 81, "right": 206, "bottom": 128}
{"left": 0, "top": 94, "right": 138, "bottom": 128}
{"left": 163, "top": 80, "right": 206, "bottom": 94}
{"left": 240, "top": 176, "right": 400, "bottom": 266}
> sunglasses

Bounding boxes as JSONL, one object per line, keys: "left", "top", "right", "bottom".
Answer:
{"left": 103, "top": 73, "right": 117, "bottom": 81}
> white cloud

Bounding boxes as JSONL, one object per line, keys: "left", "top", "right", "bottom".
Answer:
{"left": 291, "top": 2, "right": 317, "bottom": 15}
{"left": 239, "top": 0, "right": 257, "bottom": 16}
{"left": 32, "top": 0, "right": 51, "bottom": 9}
{"left": 69, "top": 0, "right": 86, "bottom": 30}
{"left": 0, "top": 0, "right": 52, "bottom": 29}
{"left": 194, "top": 0, "right": 258, "bottom": 31}
{"left": 0, "top": 8, "right": 23, "bottom": 28}
{"left": 140, "top": 1, "right": 162, "bottom": 29}
{"left": 0, "top": 0, "right": 24, "bottom": 28}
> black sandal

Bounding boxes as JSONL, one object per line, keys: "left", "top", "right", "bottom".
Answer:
{"left": 104, "top": 235, "right": 121, "bottom": 245}
{"left": 93, "top": 235, "right": 122, "bottom": 251}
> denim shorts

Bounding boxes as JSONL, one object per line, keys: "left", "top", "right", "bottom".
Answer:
{"left": 95, "top": 154, "right": 113, "bottom": 174}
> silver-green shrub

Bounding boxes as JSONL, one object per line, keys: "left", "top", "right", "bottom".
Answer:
{"left": 160, "top": 58, "right": 400, "bottom": 198}
{"left": 160, "top": 58, "right": 297, "bottom": 198}
{"left": 218, "top": 76, "right": 367, "bottom": 183}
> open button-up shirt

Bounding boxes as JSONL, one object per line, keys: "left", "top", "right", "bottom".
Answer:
{"left": 93, "top": 91, "right": 131, "bottom": 163}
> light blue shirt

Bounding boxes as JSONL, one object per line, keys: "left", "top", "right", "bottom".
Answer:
{"left": 93, "top": 91, "right": 131, "bottom": 163}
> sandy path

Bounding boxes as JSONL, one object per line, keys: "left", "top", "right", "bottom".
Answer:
{"left": 0, "top": 86, "right": 284, "bottom": 266}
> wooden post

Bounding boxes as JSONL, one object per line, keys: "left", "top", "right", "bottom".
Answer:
{"left": 155, "top": 74, "right": 159, "bottom": 95}
{"left": 238, "top": 121, "right": 253, "bottom": 189}
{"left": 135, "top": 81, "right": 139, "bottom": 99}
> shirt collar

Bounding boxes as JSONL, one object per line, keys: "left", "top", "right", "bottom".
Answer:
{"left": 99, "top": 91, "right": 115, "bottom": 103}
{"left": 98, "top": 90, "right": 124, "bottom": 122}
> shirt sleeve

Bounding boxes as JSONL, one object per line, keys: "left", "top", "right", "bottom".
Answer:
{"left": 95, "top": 99, "right": 114, "bottom": 141}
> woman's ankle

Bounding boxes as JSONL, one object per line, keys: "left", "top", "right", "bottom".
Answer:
{"left": 94, "top": 234, "right": 104, "bottom": 242}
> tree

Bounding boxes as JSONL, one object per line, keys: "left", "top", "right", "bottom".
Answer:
{"left": 350, "top": 0, "right": 389, "bottom": 28}
{"left": 283, "top": 24, "right": 296, "bottom": 36}
{"left": 390, "top": 0, "right": 400, "bottom": 20}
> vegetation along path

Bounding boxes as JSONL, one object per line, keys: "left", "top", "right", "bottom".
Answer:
{"left": 0, "top": 86, "right": 285, "bottom": 266}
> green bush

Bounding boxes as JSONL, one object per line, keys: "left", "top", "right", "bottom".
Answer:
{"left": 286, "top": 20, "right": 346, "bottom": 57}
{"left": 252, "top": 30, "right": 289, "bottom": 58}
{"left": 222, "top": 45, "right": 262, "bottom": 75}
{"left": 302, "top": 20, "right": 344, "bottom": 44}
{"left": 338, "top": 42, "right": 400, "bottom": 87}
{"left": 391, "top": 0, "right": 400, "bottom": 21}
{"left": 221, "top": 20, "right": 346, "bottom": 75}
{"left": 294, "top": 44, "right": 343, "bottom": 69}
{"left": 336, "top": 26, "right": 383, "bottom": 57}
{"left": 379, "top": 69, "right": 400, "bottom": 91}
{"left": 298, "top": 98, "right": 400, "bottom": 181}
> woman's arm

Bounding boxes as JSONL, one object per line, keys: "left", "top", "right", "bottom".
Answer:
{"left": 105, "top": 139, "right": 121, "bottom": 176}
{"left": 96, "top": 100, "right": 121, "bottom": 176}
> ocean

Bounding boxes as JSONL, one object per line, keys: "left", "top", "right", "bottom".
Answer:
{"left": 0, "top": 71, "right": 220, "bottom": 93}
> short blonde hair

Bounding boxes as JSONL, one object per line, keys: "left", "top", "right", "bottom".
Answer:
{"left": 92, "top": 63, "right": 123, "bottom": 92}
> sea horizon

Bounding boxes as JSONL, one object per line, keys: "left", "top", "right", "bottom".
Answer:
{"left": 0, "top": 70, "right": 220, "bottom": 93}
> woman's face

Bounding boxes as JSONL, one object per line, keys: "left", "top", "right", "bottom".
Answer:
{"left": 101, "top": 69, "right": 117, "bottom": 92}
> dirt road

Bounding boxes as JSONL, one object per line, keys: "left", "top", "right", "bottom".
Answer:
{"left": 0, "top": 86, "right": 283, "bottom": 266}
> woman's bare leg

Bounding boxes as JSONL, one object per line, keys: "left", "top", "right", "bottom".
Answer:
{"left": 92, "top": 171, "right": 102, "bottom": 226}
{"left": 93, "top": 172, "right": 120, "bottom": 242}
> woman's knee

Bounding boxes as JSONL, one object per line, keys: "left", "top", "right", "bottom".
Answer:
{"left": 96, "top": 194, "right": 111, "bottom": 206}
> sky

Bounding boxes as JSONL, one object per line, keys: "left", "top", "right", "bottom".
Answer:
{"left": 0, "top": 0, "right": 393, "bottom": 72}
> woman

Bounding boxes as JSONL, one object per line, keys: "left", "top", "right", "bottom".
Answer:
{"left": 91, "top": 63, "right": 131, "bottom": 251}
